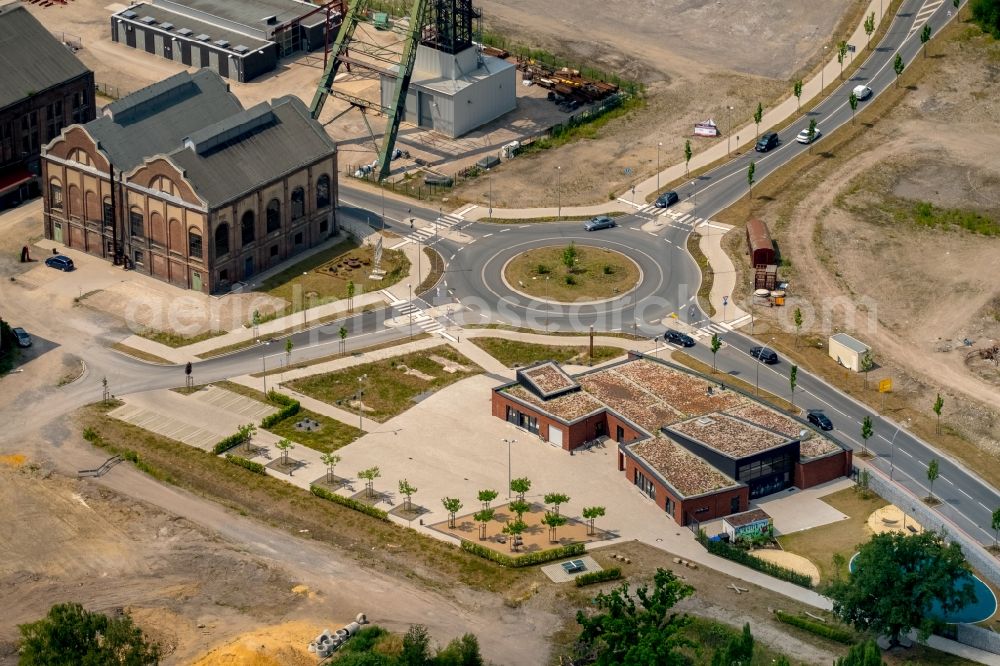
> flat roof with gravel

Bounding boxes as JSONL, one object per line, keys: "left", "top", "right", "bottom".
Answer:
{"left": 505, "top": 385, "right": 604, "bottom": 422}
{"left": 630, "top": 436, "right": 739, "bottom": 498}
{"left": 518, "top": 361, "right": 579, "bottom": 398}
{"left": 668, "top": 413, "right": 790, "bottom": 459}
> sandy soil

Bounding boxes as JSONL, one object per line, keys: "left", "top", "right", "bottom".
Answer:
{"left": 867, "top": 505, "right": 925, "bottom": 536}
{"left": 751, "top": 549, "right": 821, "bottom": 586}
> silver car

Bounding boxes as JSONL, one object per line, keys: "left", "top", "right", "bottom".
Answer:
{"left": 795, "top": 126, "right": 822, "bottom": 144}
{"left": 584, "top": 216, "right": 617, "bottom": 231}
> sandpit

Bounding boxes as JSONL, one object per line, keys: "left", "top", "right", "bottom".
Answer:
{"left": 192, "top": 620, "right": 339, "bottom": 666}
{"left": 751, "top": 549, "right": 821, "bottom": 586}
{"left": 867, "top": 504, "right": 923, "bottom": 535}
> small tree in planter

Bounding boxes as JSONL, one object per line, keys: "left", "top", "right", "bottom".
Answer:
{"left": 583, "top": 506, "right": 606, "bottom": 536}
{"left": 442, "top": 497, "right": 462, "bottom": 529}
{"left": 478, "top": 489, "right": 498, "bottom": 510}
{"left": 275, "top": 438, "right": 294, "bottom": 466}
{"left": 543, "top": 492, "right": 570, "bottom": 516}
{"left": 542, "top": 512, "right": 568, "bottom": 543}
{"left": 320, "top": 453, "right": 341, "bottom": 485}
{"left": 926, "top": 459, "right": 940, "bottom": 505}
{"left": 510, "top": 477, "right": 531, "bottom": 502}
{"left": 502, "top": 519, "right": 527, "bottom": 551}
{"left": 860, "top": 416, "right": 874, "bottom": 457}
{"left": 473, "top": 507, "right": 495, "bottom": 540}
{"left": 508, "top": 499, "right": 531, "bottom": 522}
{"left": 398, "top": 478, "right": 417, "bottom": 512}
{"left": 358, "top": 466, "right": 381, "bottom": 499}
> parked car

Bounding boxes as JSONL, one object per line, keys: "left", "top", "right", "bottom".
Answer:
{"left": 11, "top": 327, "right": 31, "bottom": 348}
{"left": 749, "top": 345, "right": 779, "bottom": 364}
{"left": 755, "top": 132, "right": 779, "bottom": 152}
{"left": 664, "top": 329, "right": 695, "bottom": 347}
{"left": 795, "top": 126, "right": 822, "bottom": 144}
{"left": 584, "top": 216, "right": 617, "bottom": 231}
{"left": 654, "top": 191, "right": 679, "bottom": 208}
{"left": 795, "top": 127, "right": 823, "bottom": 143}
{"left": 44, "top": 255, "right": 74, "bottom": 271}
{"left": 852, "top": 84, "right": 873, "bottom": 100}
{"left": 807, "top": 411, "right": 834, "bottom": 431}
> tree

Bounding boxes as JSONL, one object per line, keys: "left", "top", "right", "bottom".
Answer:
{"left": 789, "top": 364, "right": 798, "bottom": 407}
{"left": 18, "top": 602, "right": 160, "bottom": 665}
{"left": 747, "top": 160, "right": 756, "bottom": 199}
{"left": 562, "top": 243, "right": 578, "bottom": 272}
{"left": 933, "top": 393, "right": 945, "bottom": 433}
{"left": 837, "top": 40, "right": 849, "bottom": 78}
{"left": 400, "top": 624, "right": 431, "bottom": 666}
{"left": 544, "top": 492, "right": 570, "bottom": 516}
{"left": 285, "top": 337, "right": 293, "bottom": 365}
{"left": 542, "top": 511, "right": 568, "bottom": 543}
{"left": 252, "top": 309, "right": 261, "bottom": 336}
{"left": 753, "top": 102, "right": 763, "bottom": 140}
{"left": 849, "top": 91, "right": 859, "bottom": 125}
{"left": 927, "top": 458, "right": 940, "bottom": 502}
{"left": 864, "top": 12, "right": 876, "bottom": 49}
{"left": 972, "top": 0, "right": 1000, "bottom": 37}
{"left": 435, "top": 633, "right": 485, "bottom": 666}
{"left": 442, "top": 496, "right": 462, "bottom": 528}
{"left": 347, "top": 280, "right": 356, "bottom": 312}
{"left": 861, "top": 415, "right": 874, "bottom": 456}
{"left": 710, "top": 622, "right": 754, "bottom": 666}
{"left": 921, "top": 23, "right": 933, "bottom": 58}
{"left": 473, "top": 507, "right": 495, "bottom": 540}
{"left": 358, "top": 466, "right": 381, "bottom": 498}
{"left": 573, "top": 568, "right": 694, "bottom": 666}
{"left": 793, "top": 307, "right": 803, "bottom": 346}
{"left": 684, "top": 139, "right": 692, "bottom": 175}
{"left": 793, "top": 79, "right": 803, "bottom": 110}
{"left": 827, "top": 531, "right": 975, "bottom": 646}
{"left": 320, "top": 452, "right": 340, "bottom": 484}
{"left": 238, "top": 423, "right": 257, "bottom": 451}
{"left": 339, "top": 325, "right": 348, "bottom": 354}
{"left": 477, "top": 488, "right": 499, "bottom": 509}
{"left": 953, "top": 0, "right": 960, "bottom": 22}
{"left": 836, "top": 640, "right": 886, "bottom": 666}
{"left": 857, "top": 467, "right": 871, "bottom": 498}
{"left": 275, "top": 438, "right": 294, "bottom": 466}
{"left": 508, "top": 498, "right": 531, "bottom": 521}
{"left": 398, "top": 478, "right": 417, "bottom": 512}
{"left": 510, "top": 476, "right": 531, "bottom": 501}
{"left": 583, "top": 506, "right": 606, "bottom": 536}
{"left": 860, "top": 350, "right": 874, "bottom": 389}
{"left": 807, "top": 118, "right": 818, "bottom": 152}
{"left": 710, "top": 333, "right": 722, "bottom": 372}
{"left": 893, "top": 52, "right": 905, "bottom": 86}
{"left": 501, "top": 518, "right": 527, "bottom": 551}
{"left": 992, "top": 507, "right": 1000, "bottom": 549}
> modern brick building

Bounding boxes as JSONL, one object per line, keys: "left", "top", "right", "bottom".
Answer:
{"left": 41, "top": 69, "right": 338, "bottom": 293}
{"left": 0, "top": 3, "right": 95, "bottom": 210}
{"left": 491, "top": 353, "right": 852, "bottom": 526}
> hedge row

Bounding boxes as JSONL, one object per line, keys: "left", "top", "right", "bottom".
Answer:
{"left": 212, "top": 431, "right": 248, "bottom": 455}
{"left": 460, "top": 541, "right": 586, "bottom": 568}
{"left": 310, "top": 484, "right": 389, "bottom": 521}
{"left": 225, "top": 454, "right": 266, "bottom": 475}
{"left": 261, "top": 391, "right": 300, "bottom": 428}
{"left": 774, "top": 610, "right": 855, "bottom": 645}
{"left": 699, "top": 538, "right": 813, "bottom": 588}
{"left": 575, "top": 567, "right": 622, "bottom": 587}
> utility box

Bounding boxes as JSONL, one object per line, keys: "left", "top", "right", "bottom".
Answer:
{"left": 829, "top": 333, "right": 870, "bottom": 372}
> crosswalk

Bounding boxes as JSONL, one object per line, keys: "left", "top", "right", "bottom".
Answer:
{"left": 392, "top": 213, "right": 465, "bottom": 249}
{"left": 380, "top": 289, "right": 456, "bottom": 341}
{"left": 690, "top": 321, "right": 732, "bottom": 340}
{"left": 908, "top": 0, "right": 943, "bottom": 38}
{"left": 635, "top": 205, "right": 719, "bottom": 232}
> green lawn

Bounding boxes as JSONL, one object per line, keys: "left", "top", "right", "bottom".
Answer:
{"left": 284, "top": 346, "right": 479, "bottom": 422}
{"left": 266, "top": 407, "right": 362, "bottom": 453}
{"left": 678, "top": 617, "right": 791, "bottom": 665}
{"left": 136, "top": 328, "right": 226, "bottom": 348}
{"left": 504, "top": 244, "right": 640, "bottom": 302}
{"left": 470, "top": 337, "right": 625, "bottom": 368}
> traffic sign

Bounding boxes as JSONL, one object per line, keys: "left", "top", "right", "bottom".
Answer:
{"left": 878, "top": 378, "right": 892, "bottom": 393}
{"left": 623, "top": 167, "right": 633, "bottom": 175}
{"left": 722, "top": 295, "right": 728, "bottom": 306}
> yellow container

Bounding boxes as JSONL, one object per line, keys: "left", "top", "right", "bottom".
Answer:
{"left": 774, "top": 296, "right": 785, "bottom": 306}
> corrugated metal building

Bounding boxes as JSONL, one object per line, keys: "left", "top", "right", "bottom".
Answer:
{"left": 110, "top": 0, "right": 336, "bottom": 82}
{"left": 746, "top": 218, "right": 776, "bottom": 267}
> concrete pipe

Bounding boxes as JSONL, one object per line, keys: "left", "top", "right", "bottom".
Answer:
{"left": 345, "top": 622, "right": 361, "bottom": 636}
{"left": 356, "top": 612, "right": 368, "bottom": 625}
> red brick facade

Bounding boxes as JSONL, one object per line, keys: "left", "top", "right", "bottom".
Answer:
{"left": 491, "top": 391, "right": 643, "bottom": 451}
{"left": 795, "top": 450, "right": 853, "bottom": 488}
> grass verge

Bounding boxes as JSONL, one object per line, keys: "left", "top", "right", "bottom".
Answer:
{"left": 111, "top": 343, "right": 174, "bottom": 365}
{"left": 267, "top": 407, "right": 363, "bottom": 453}
{"left": 465, "top": 324, "right": 647, "bottom": 341}
{"left": 671, "top": 351, "right": 796, "bottom": 413}
{"left": 686, "top": 233, "right": 716, "bottom": 318}
{"left": 483, "top": 211, "right": 628, "bottom": 225}
{"left": 469, "top": 338, "right": 625, "bottom": 368}
{"left": 252, "top": 333, "right": 433, "bottom": 377}
{"left": 137, "top": 328, "right": 226, "bottom": 348}
{"left": 416, "top": 246, "right": 445, "bottom": 296}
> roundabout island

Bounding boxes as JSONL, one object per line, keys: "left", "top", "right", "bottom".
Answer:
{"left": 502, "top": 244, "right": 641, "bottom": 304}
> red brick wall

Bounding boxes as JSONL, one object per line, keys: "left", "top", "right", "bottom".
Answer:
{"left": 622, "top": 453, "right": 748, "bottom": 526}
{"left": 491, "top": 391, "right": 572, "bottom": 450}
{"left": 795, "top": 450, "right": 852, "bottom": 488}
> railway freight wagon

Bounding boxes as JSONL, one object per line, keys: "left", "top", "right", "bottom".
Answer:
{"left": 746, "top": 218, "right": 775, "bottom": 267}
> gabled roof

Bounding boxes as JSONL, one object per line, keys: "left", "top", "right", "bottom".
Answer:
{"left": 0, "top": 4, "right": 91, "bottom": 111}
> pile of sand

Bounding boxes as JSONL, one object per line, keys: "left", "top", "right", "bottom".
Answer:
{"left": 867, "top": 505, "right": 923, "bottom": 536}
{"left": 191, "top": 621, "right": 328, "bottom": 666}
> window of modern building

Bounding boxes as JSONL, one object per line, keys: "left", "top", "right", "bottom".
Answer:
{"left": 266, "top": 199, "right": 281, "bottom": 233}
{"left": 188, "top": 230, "right": 203, "bottom": 259}
{"left": 633, "top": 469, "right": 656, "bottom": 500}
{"left": 316, "top": 174, "right": 331, "bottom": 208}
{"left": 665, "top": 498, "right": 674, "bottom": 516}
{"left": 291, "top": 187, "right": 305, "bottom": 220}
{"left": 215, "top": 223, "right": 230, "bottom": 258}
{"left": 504, "top": 405, "right": 539, "bottom": 435}
{"left": 129, "top": 209, "right": 144, "bottom": 237}
{"left": 0, "top": 122, "right": 12, "bottom": 163}
{"left": 241, "top": 210, "right": 255, "bottom": 244}
{"left": 49, "top": 182, "right": 63, "bottom": 209}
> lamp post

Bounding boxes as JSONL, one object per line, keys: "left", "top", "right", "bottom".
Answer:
{"left": 356, "top": 374, "right": 367, "bottom": 430}
{"left": 503, "top": 437, "right": 517, "bottom": 498}
{"left": 488, "top": 168, "right": 493, "bottom": 221}
{"left": 754, "top": 337, "right": 775, "bottom": 396}
{"left": 727, "top": 106, "right": 734, "bottom": 156}
{"left": 556, "top": 166, "right": 562, "bottom": 220}
{"left": 380, "top": 179, "right": 386, "bottom": 232}
{"left": 889, "top": 419, "right": 911, "bottom": 481}
{"left": 656, "top": 141, "right": 662, "bottom": 194}
{"left": 822, "top": 45, "right": 829, "bottom": 90}
{"left": 258, "top": 339, "right": 272, "bottom": 394}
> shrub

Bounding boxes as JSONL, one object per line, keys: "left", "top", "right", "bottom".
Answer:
{"left": 602, "top": 264, "right": 615, "bottom": 275}
{"left": 698, "top": 535, "right": 813, "bottom": 588}
{"left": 460, "top": 540, "right": 585, "bottom": 568}
{"left": 260, "top": 391, "right": 300, "bottom": 428}
{"left": 82, "top": 427, "right": 100, "bottom": 443}
{"left": 310, "top": 484, "right": 389, "bottom": 521}
{"left": 774, "top": 610, "right": 855, "bottom": 644}
{"left": 536, "top": 264, "right": 551, "bottom": 275}
{"left": 212, "top": 431, "right": 248, "bottom": 455}
{"left": 564, "top": 275, "right": 577, "bottom": 286}
{"left": 575, "top": 567, "right": 622, "bottom": 587}
{"left": 225, "top": 454, "right": 266, "bottom": 474}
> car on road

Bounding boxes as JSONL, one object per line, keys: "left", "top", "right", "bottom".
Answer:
{"left": 807, "top": 411, "right": 834, "bottom": 431}
{"left": 584, "top": 216, "right": 617, "bottom": 231}
{"left": 11, "top": 327, "right": 31, "bottom": 347}
{"left": 852, "top": 84, "right": 873, "bottom": 101}
{"left": 664, "top": 329, "right": 695, "bottom": 347}
{"left": 755, "top": 132, "right": 779, "bottom": 152}
{"left": 44, "top": 255, "right": 74, "bottom": 271}
{"left": 654, "top": 191, "right": 679, "bottom": 208}
{"left": 749, "top": 346, "right": 779, "bottom": 364}
{"left": 795, "top": 126, "right": 822, "bottom": 144}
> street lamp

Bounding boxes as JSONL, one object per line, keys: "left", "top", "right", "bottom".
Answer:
{"left": 889, "top": 419, "right": 911, "bottom": 481}
{"left": 356, "top": 374, "right": 367, "bottom": 430}
{"left": 754, "top": 337, "right": 775, "bottom": 396}
{"left": 503, "top": 437, "right": 517, "bottom": 497}
{"left": 556, "top": 166, "right": 562, "bottom": 220}
{"left": 822, "top": 45, "right": 829, "bottom": 90}
{"left": 488, "top": 168, "right": 493, "bottom": 221}
{"left": 656, "top": 141, "right": 662, "bottom": 193}
{"left": 727, "top": 106, "right": 734, "bottom": 156}
{"left": 258, "top": 339, "right": 272, "bottom": 394}
{"left": 380, "top": 179, "right": 386, "bottom": 232}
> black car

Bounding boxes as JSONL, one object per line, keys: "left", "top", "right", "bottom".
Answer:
{"left": 654, "top": 191, "right": 679, "bottom": 208}
{"left": 664, "top": 329, "right": 695, "bottom": 347}
{"left": 807, "top": 411, "right": 834, "bottom": 431}
{"left": 44, "top": 255, "right": 74, "bottom": 271}
{"left": 749, "top": 345, "right": 779, "bottom": 364}
{"left": 755, "top": 132, "right": 779, "bottom": 152}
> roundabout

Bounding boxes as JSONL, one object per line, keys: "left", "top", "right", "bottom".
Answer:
{"left": 501, "top": 244, "right": 641, "bottom": 304}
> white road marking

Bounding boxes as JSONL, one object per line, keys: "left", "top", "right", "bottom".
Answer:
{"left": 483, "top": 233, "right": 493, "bottom": 238}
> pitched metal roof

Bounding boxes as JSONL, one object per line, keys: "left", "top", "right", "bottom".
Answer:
{"left": 0, "top": 4, "right": 91, "bottom": 111}
{"left": 86, "top": 69, "right": 244, "bottom": 172}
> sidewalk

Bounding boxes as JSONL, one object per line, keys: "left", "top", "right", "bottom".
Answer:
{"left": 696, "top": 220, "right": 750, "bottom": 325}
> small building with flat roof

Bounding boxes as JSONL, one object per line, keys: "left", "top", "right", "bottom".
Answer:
{"left": 723, "top": 508, "right": 773, "bottom": 541}
{"left": 829, "top": 333, "right": 870, "bottom": 372}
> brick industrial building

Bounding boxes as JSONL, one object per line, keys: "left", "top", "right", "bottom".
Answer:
{"left": 492, "top": 353, "right": 852, "bottom": 526}
{"left": 41, "top": 69, "right": 337, "bottom": 293}
{"left": 0, "top": 3, "right": 95, "bottom": 210}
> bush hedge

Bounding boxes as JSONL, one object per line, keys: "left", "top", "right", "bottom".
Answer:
{"left": 310, "top": 484, "right": 389, "bottom": 521}
{"left": 460, "top": 541, "right": 586, "bottom": 568}
{"left": 261, "top": 391, "right": 300, "bottom": 428}
{"left": 212, "top": 431, "right": 248, "bottom": 455}
{"left": 774, "top": 610, "right": 855, "bottom": 644}
{"left": 698, "top": 537, "right": 813, "bottom": 588}
{"left": 575, "top": 567, "right": 622, "bottom": 587}
{"left": 225, "top": 454, "right": 266, "bottom": 474}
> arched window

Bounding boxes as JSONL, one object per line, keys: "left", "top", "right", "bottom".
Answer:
{"left": 266, "top": 199, "right": 281, "bottom": 233}
{"left": 150, "top": 211, "right": 166, "bottom": 246}
{"left": 169, "top": 218, "right": 184, "bottom": 253}
{"left": 215, "top": 223, "right": 230, "bottom": 258}
{"left": 129, "top": 207, "right": 144, "bottom": 237}
{"left": 85, "top": 190, "right": 100, "bottom": 222}
{"left": 316, "top": 174, "right": 331, "bottom": 209}
{"left": 67, "top": 184, "right": 81, "bottom": 217}
{"left": 241, "top": 210, "right": 255, "bottom": 245}
{"left": 189, "top": 229, "right": 203, "bottom": 259}
{"left": 291, "top": 187, "right": 305, "bottom": 220}
{"left": 49, "top": 180, "right": 63, "bottom": 209}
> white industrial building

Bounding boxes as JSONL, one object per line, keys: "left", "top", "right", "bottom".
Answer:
{"left": 381, "top": 44, "right": 515, "bottom": 138}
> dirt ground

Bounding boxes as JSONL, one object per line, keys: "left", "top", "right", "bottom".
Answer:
{"left": 722, "top": 21, "right": 1000, "bottom": 471}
